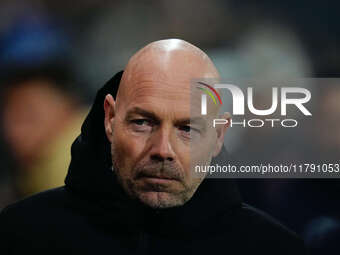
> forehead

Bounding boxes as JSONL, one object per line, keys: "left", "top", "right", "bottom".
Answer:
{"left": 122, "top": 74, "right": 194, "bottom": 115}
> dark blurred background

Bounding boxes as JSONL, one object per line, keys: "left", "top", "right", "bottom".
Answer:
{"left": 0, "top": 0, "right": 339, "bottom": 254}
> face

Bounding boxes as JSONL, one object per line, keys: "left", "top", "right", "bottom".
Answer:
{"left": 104, "top": 42, "right": 228, "bottom": 208}
{"left": 104, "top": 72, "right": 229, "bottom": 209}
{"left": 2, "top": 80, "right": 70, "bottom": 165}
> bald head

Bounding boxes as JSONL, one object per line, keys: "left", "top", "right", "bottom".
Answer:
{"left": 116, "top": 39, "right": 220, "bottom": 108}
{"left": 126, "top": 39, "right": 219, "bottom": 77}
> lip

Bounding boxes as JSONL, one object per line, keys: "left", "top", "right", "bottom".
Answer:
{"left": 139, "top": 176, "right": 177, "bottom": 184}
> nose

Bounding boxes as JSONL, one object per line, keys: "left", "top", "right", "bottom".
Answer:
{"left": 149, "top": 126, "right": 175, "bottom": 162}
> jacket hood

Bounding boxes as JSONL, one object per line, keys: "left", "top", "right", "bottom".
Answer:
{"left": 64, "top": 71, "right": 242, "bottom": 235}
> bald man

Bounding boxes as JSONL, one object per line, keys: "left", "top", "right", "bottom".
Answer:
{"left": 0, "top": 39, "right": 306, "bottom": 255}
{"left": 103, "top": 39, "right": 228, "bottom": 209}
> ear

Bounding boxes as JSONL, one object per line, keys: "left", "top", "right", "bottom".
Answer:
{"left": 104, "top": 94, "right": 116, "bottom": 143}
{"left": 212, "top": 112, "right": 231, "bottom": 157}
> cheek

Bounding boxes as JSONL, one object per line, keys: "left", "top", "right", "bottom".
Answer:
{"left": 171, "top": 133, "right": 216, "bottom": 179}
{"left": 112, "top": 123, "right": 146, "bottom": 170}
{"left": 190, "top": 135, "right": 216, "bottom": 168}
{"left": 175, "top": 145, "right": 191, "bottom": 176}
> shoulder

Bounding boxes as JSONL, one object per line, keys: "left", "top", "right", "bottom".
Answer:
{"left": 0, "top": 187, "right": 66, "bottom": 246}
{"left": 0, "top": 186, "right": 96, "bottom": 252}
{"left": 224, "top": 203, "right": 306, "bottom": 253}
{"left": 1, "top": 186, "right": 70, "bottom": 217}
{"left": 238, "top": 203, "right": 298, "bottom": 235}
{"left": 0, "top": 186, "right": 85, "bottom": 234}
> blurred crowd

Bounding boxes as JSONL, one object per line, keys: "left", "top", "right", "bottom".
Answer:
{"left": 0, "top": 0, "right": 339, "bottom": 254}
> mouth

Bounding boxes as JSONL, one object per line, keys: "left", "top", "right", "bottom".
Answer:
{"left": 141, "top": 177, "right": 176, "bottom": 186}
{"left": 137, "top": 173, "right": 179, "bottom": 183}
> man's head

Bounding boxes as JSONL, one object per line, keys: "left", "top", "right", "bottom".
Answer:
{"left": 104, "top": 39, "right": 230, "bottom": 208}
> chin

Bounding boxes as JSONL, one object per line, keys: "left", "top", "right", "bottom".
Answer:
{"left": 137, "top": 191, "right": 187, "bottom": 209}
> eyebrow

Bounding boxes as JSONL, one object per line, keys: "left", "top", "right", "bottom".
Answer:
{"left": 125, "top": 107, "right": 207, "bottom": 127}
{"left": 125, "top": 107, "right": 159, "bottom": 121}
{"left": 176, "top": 117, "right": 207, "bottom": 126}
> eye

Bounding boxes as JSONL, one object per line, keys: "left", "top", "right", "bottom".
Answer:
{"left": 178, "top": 125, "right": 200, "bottom": 140}
{"left": 178, "top": 125, "right": 191, "bottom": 133}
{"left": 130, "top": 119, "right": 153, "bottom": 132}
{"left": 132, "top": 119, "right": 150, "bottom": 126}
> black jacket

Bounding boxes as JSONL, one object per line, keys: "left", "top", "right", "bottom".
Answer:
{"left": 0, "top": 71, "right": 306, "bottom": 254}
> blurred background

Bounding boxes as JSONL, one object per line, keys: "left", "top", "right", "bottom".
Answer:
{"left": 0, "top": 0, "right": 339, "bottom": 253}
